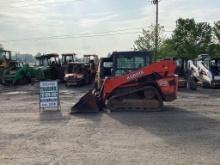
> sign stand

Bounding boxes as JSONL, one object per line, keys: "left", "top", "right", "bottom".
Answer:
{"left": 39, "top": 80, "right": 61, "bottom": 112}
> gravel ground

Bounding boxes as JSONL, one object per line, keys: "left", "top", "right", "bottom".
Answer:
{"left": 0, "top": 84, "right": 220, "bottom": 165}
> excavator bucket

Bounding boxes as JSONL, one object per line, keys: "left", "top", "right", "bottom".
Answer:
{"left": 71, "top": 90, "right": 100, "bottom": 114}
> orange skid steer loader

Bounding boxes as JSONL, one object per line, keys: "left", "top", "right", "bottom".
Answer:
{"left": 71, "top": 51, "right": 178, "bottom": 113}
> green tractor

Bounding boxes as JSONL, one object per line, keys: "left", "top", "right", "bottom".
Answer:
{"left": 0, "top": 50, "right": 32, "bottom": 85}
{"left": 32, "top": 53, "right": 62, "bottom": 81}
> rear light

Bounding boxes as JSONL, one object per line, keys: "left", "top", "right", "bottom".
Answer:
{"left": 164, "top": 66, "right": 168, "bottom": 70}
{"left": 157, "top": 79, "right": 169, "bottom": 87}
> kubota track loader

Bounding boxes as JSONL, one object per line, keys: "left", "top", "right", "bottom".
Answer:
{"left": 71, "top": 51, "right": 178, "bottom": 113}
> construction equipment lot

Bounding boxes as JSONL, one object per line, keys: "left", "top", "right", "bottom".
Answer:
{"left": 0, "top": 84, "right": 220, "bottom": 165}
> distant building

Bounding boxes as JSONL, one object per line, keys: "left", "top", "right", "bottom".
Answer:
{"left": 16, "top": 54, "right": 35, "bottom": 64}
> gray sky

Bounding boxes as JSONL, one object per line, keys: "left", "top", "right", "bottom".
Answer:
{"left": 0, "top": 0, "right": 220, "bottom": 56}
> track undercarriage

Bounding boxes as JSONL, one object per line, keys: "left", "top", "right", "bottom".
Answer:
{"left": 106, "top": 86, "right": 163, "bottom": 111}
{"left": 71, "top": 86, "right": 164, "bottom": 114}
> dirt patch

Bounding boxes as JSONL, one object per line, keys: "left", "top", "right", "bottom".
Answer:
{"left": 0, "top": 85, "right": 220, "bottom": 164}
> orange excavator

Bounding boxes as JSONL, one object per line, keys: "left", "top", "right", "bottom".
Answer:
{"left": 71, "top": 51, "right": 178, "bottom": 113}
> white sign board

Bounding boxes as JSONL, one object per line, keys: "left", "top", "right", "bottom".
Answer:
{"left": 39, "top": 81, "right": 60, "bottom": 111}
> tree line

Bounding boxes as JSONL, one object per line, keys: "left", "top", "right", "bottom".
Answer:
{"left": 134, "top": 18, "right": 220, "bottom": 60}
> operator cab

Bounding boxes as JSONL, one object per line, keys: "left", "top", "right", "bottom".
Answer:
{"left": 66, "top": 62, "right": 85, "bottom": 74}
{"left": 0, "top": 50, "right": 12, "bottom": 68}
{"left": 193, "top": 54, "right": 220, "bottom": 87}
{"left": 100, "top": 51, "right": 152, "bottom": 78}
{"left": 44, "top": 53, "right": 60, "bottom": 66}
{"left": 112, "top": 51, "right": 152, "bottom": 76}
{"left": 96, "top": 51, "right": 152, "bottom": 89}
{"left": 203, "top": 56, "right": 220, "bottom": 76}
{"left": 0, "top": 50, "right": 18, "bottom": 69}
{"left": 175, "top": 58, "right": 190, "bottom": 77}
{"left": 0, "top": 50, "right": 11, "bottom": 61}
{"left": 35, "top": 55, "right": 44, "bottom": 66}
{"left": 83, "top": 55, "right": 99, "bottom": 66}
{"left": 62, "top": 53, "right": 76, "bottom": 65}
{"left": 98, "top": 57, "right": 112, "bottom": 79}
{"left": 210, "top": 59, "right": 220, "bottom": 76}
{"left": 35, "top": 53, "right": 60, "bottom": 67}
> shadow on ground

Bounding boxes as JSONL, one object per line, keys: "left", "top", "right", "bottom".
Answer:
{"left": 179, "top": 87, "right": 220, "bottom": 98}
{"left": 106, "top": 106, "right": 220, "bottom": 149}
{"left": 71, "top": 112, "right": 103, "bottom": 122}
{"left": 39, "top": 111, "right": 70, "bottom": 122}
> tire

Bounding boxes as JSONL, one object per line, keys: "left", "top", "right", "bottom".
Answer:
{"left": 201, "top": 81, "right": 210, "bottom": 88}
{"left": 16, "top": 77, "right": 29, "bottom": 85}
{"left": 210, "top": 81, "right": 216, "bottom": 89}
{"left": 189, "top": 78, "right": 197, "bottom": 90}
{"left": 65, "top": 83, "right": 69, "bottom": 87}
{"left": 84, "top": 75, "right": 90, "bottom": 85}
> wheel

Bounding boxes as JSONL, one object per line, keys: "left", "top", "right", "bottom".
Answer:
{"left": 85, "top": 75, "right": 90, "bottom": 85}
{"left": 210, "top": 81, "right": 216, "bottom": 89}
{"left": 77, "top": 81, "right": 82, "bottom": 87}
{"left": 189, "top": 78, "right": 197, "bottom": 90}
{"left": 201, "top": 81, "right": 210, "bottom": 88}
{"left": 16, "top": 77, "right": 28, "bottom": 85}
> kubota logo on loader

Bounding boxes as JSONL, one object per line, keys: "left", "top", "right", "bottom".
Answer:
{"left": 126, "top": 70, "right": 144, "bottom": 80}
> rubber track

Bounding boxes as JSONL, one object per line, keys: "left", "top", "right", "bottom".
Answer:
{"left": 106, "top": 86, "right": 163, "bottom": 111}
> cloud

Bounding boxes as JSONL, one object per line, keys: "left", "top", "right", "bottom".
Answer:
{"left": 79, "top": 13, "right": 119, "bottom": 28}
{"left": 0, "top": 0, "right": 220, "bottom": 56}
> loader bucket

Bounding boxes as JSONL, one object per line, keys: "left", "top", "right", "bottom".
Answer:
{"left": 71, "top": 90, "right": 100, "bottom": 114}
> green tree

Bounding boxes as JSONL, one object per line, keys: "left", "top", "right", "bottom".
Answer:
{"left": 208, "top": 44, "right": 220, "bottom": 57}
{"left": 133, "top": 18, "right": 217, "bottom": 60}
{"left": 213, "top": 21, "right": 220, "bottom": 42}
{"left": 133, "top": 25, "right": 165, "bottom": 53}
{"left": 160, "top": 39, "right": 177, "bottom": 59}
{"left": 172, "top": 18, "right": 212, "bottom": 59}
{"left": 209, "top": 21, "right": 220, "bottom": 58}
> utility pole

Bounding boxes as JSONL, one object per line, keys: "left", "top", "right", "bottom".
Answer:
{"left": 152, "top": 0, "right": 159, "bottom": 58}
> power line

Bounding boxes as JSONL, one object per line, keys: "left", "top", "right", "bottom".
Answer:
{"left": 0, "top": 28, "right": 173, "bottom": 43}
{"left": 0, "top": 28, "right": 143, "bottom": 43}
{"left": 0, "top": 31, "right": 140, "bottom": 43}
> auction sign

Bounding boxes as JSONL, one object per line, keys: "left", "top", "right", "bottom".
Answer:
{"left": 39, "top": 81, "right": 60, "bottom": 111}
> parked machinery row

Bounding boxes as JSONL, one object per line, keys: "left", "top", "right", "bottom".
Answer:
{"left": 0, "top": 51, "right": 99, "bottom": 86}
{"left": 71, "top": 52, "right": 220, "bottom": 114}
{"left": 1, "top": 50, "right": 179, "bottom": 113}
{"left": 33, "top": 53, "right": 99, "bottom": 86}
{"left": 175, "top": 54, "right": 220, "bottom": 89}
